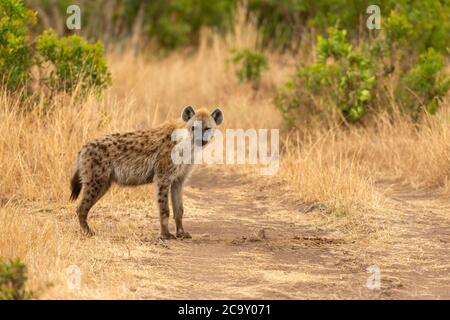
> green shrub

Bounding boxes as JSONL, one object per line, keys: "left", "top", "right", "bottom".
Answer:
{"left": 0, "top": 0, "right": 36, "bottom": 90}
{"left": 0, "top": 0, "right": 111, "bottom": 97}
{"left": 399, "top": 49, "right": 450, "bottom": 114}
{"left": 390, "top": 0, "right": 450, "bottom": 54}
{"left": 229, "top": 48, "right": 268, "bottom": 84}
{"left": 0, "top": 258, "right": 32, "bottom": 300}
{"left": 383, "top": 10, "right": 413, "bottom": 53}
{"left": 37, "top": 30, "right": 111, "bottom": 94}
{"left": 277, "top": 28, "right": 375, "bottom": 124}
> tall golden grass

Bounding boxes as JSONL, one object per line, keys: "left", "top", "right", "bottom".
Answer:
{"left": 281, "top": 108, "right": 450, "bottom": 206}
{"left": 0, "top": 19, "right": 449, "bottom": 298}
{"left": 2, "top": 48, "right": 447, "bottom": 206}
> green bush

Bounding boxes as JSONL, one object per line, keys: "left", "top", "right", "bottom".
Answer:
{"left": 0, "top": 258, "right": 32, "bottom": 300}
{"left": 37, "top": 30, "right": 111, "bottom": 94}
{"left": 229, "top": 48, "right": 268, "bottom": 84}
{"left": 0, "top": 0, "right": 36, "bottom": 90}
{"left": 389, "top": 0, "right": 450, "bottom": 54}
{"left": 0, "top": 0, "right": 111, "bottom": 97}
{"left": 277, "top": 10, "right": 450, "bottom": 126}
{"left": 399, "top": 49, "right": 450, "bottom": 114}
{"left": 277, "top": 28, "right": 375, "bottom": 124}
{"left": 247, "top": 0, "right": 309, "bottom": 51}
{"left": 384, "top": 10, "right": 413, "bottom": 50}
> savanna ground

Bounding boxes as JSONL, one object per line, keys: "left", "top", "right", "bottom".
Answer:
{"left": 1, "top": 26, "right": 449, "bottom": 299}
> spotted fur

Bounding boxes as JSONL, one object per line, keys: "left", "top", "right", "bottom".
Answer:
{"left": 70, "top": 106, "right": 224, "bottom": 239}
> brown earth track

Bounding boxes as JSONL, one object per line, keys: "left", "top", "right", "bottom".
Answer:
{"left": 30, "top": 167, "right": 450, "bottom": 299}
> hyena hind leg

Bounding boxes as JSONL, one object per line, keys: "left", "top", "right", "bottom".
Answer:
{"left": 77, "top": 180, "right": 111, "bottom": 236}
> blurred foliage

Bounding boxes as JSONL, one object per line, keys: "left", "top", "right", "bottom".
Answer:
{"left": 37, "top": 30, "right": 111, "bottom": 94}
{"left": 0, "top": 0, "right": 111, "bottom": 96}
{"left": 247, "top": 0, "right": 449, "bottom": 53}
{"left": 0, "top": 0, "right": 36, "bottom": 90}
{"left": 384, "top": 10, "right": 413, "bottom": 50}
{"left": 28, "top": 0, "right": 448, "bottom": 54}
{"left": 4, "top": 0, "right": 448, "bottom": 122}
{"left": 277, "top": 25, "right": 449, "bottom": 126}
{"left": 390, "top": 0, "right": 449, "bottom": 53}
{"left": 0, "top": 258, "right": 32, "bottom": 300}
{"left": 229, "top": 48, "right": 268, "bottom": 84}
{"left": 22, "top": 0, "right": 449, "bottom": 54}
{"left": 26, "top": 0, "right": 237, "bottom": 50}
{"left": 145, "top": 0, "right": 236, "bottom": 50}
{"left": 277, "top": 28, "right": 376, "bottom": 124}
{"left": 399, "top": 49, "right": 450, "bottom": 114}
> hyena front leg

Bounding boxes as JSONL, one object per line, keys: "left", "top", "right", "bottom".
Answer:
{"left": 156, "top": 181, "right": 176, "bottom": 240}
{"left": 171, "top": 179, "right": 191, "bottom": 239}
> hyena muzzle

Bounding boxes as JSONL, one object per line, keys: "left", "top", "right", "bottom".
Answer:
{"left": 70, "top": 106, "right": 224, "bottom": 239}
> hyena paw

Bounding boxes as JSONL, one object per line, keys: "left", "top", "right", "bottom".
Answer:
{"left": 176, "top": 231, "right": 192, "bottom": 239}
{"left": 159, "top": 232, "right": 176, "bottom": 240}
{"left": 81, "top": 227, "right": 95, "bottom": 237}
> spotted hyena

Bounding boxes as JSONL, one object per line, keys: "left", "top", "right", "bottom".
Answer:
{"left": 70, "top": 106, "right": 224, "bottom": 239}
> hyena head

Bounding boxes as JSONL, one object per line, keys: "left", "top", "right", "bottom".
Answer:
{"left": 181, "top": 106, "right": 224, "bottom": 147}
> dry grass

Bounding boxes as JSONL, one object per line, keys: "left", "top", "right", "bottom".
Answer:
{"left": 0, "top": 21, "right": 449, "bottom": 299}
{"left": 281, "top": 105, "right": 450, "bottom": 206}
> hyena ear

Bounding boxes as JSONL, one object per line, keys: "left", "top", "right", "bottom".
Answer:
{"left": 181, "top": 106, "right": 195, "bottom": 122}
{"left": 211, "top": 108, "right": 224, "bottom": 125}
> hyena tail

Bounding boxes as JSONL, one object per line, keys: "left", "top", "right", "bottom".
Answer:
{"left": 70, "top": 168, "right": 82, "bottom": 201}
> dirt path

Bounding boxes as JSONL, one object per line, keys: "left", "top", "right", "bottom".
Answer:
{"left": 38, "top": 168, "right": 449, "bottom": 299}
{"left": 372, "top": 183, "right": 450, "bottom": 299}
